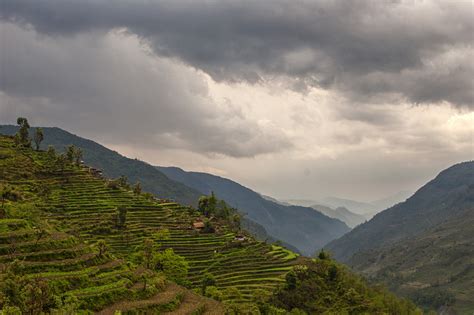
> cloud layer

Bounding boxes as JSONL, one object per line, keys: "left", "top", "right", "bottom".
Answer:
{"left": 0, "top": 23, "right": 290, "bottom": 157}
{"left": 2, "top": 0, "right": 473, "bottom": 108}
{"left": 1, "top": 0, "right": 472, "bottom": 201}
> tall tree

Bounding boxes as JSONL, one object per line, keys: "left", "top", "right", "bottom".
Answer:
{"left": 133, "top": 182, "right": 142, "bottom": 195}
{"left": 65, "top": 145, "right": 76, "bottom": 163}
{"left": 74, "top": 147, "right": 83, "bottom": 165}
{"left": 14, "top": 117, "right": 31, "bottom": 147}
{"left": 33, "top": 127, "right": 44, "bottom": 151}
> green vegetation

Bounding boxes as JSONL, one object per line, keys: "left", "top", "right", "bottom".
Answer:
{"left": 327, "top": 161, "right": 474, "bottom": 313}
{"left": 0, "top": 131, "right": 294, "bottom": 312}
{"left": 269, "top": 254, "right": 421, "bottom": 314}
{"left": 0, "top": 121, "right": 423, "bottom": 313}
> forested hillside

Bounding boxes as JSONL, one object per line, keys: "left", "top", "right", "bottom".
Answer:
{"left": 158, "top": 166, "right": 350, "bottom": 256}
{"left": 326, "top": 161, "right": 474, "bottom": 313}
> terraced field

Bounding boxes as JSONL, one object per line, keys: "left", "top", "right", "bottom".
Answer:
{"left": 0, "top": 218, "right": 149, "bottom": 311}
{"left": 0, "top": 134, "right": 298, "bottom": 309}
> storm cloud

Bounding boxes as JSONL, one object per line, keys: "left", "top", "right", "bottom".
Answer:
{"left": 0, "top": 1, "right": 473, "bottom": 201}
{"left": 1, "top": 0, "right": 473, "bottom": 108}
{"left": 0, "top": 22, "right": 291, "bottom": 157}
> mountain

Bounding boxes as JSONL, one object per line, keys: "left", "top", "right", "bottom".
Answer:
{"left": 326, "top": 161, "right": 474, "bottom": 313}
{"left": 0, "top": 125, "right": 201, "bottom": 206}
{"left": 283, "top": 199, "right": 319, "bottom": 207}
{"left": 157, "top": 166, "right": 350, "bottom": 256}
{"left": 311, "top": 204, "right": 366, "bottom": 228}
{"left": 0, "top": 133, "right": 418, "bottom": 313}
{"left": 321, "top": 196, "right": 377, "bottom": 215}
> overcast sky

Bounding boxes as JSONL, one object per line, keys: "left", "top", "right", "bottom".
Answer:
{"left": 1, "top": 0, "right": 473, "bottom": 202}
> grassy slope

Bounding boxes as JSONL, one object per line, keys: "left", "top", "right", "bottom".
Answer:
{"left": 0, "top": 125, "right": 202, "bottom": 206}
{"left": 0, "top": 135, "right": 298, "bottom": 310}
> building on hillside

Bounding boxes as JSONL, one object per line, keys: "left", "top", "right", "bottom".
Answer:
{"left": 192, "top": 221, "right": 205, "bottom": 230}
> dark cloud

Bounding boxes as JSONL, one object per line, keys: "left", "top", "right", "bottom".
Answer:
{"left": 0, "top": 23, "right": 291, "bottom": 157}
{"left": 1, "top": 0, "right": 473, "bottom": 108}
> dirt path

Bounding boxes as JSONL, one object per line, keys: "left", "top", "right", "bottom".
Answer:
{"left": 163, "top": 291, "right": 225, "bottom": 315}
{"left": 97, "top": 283, "right": 184, "bottom": 315}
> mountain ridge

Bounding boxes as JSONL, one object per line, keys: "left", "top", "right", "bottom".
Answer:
{"left": 157, "top": 166, "right": 350, "bottom": 256}
{"left": 325, "top": 161, "right": 474, "bottom": 313}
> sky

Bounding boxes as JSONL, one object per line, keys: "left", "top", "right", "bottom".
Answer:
{"left": 1, "top": 0, "right": 473, "bottom": 202}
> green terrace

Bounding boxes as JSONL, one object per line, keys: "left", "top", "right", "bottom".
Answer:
{"left": 0, "top": 134, "right": 298, "bottom": 306}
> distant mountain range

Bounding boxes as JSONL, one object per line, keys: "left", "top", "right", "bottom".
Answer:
{"left": 0, "top": 125, "right": 349, "bottom": 256}
{"left": 326, "top": 161, "right": 474, "bottom": 313}
{"left": 286, "top": 190, "right": 412, "bottom": 219}
{"left": 157, "top": 166, "right": 350, "bottom": 256}
{"left": 310, "top": 204, "right": 366, "bottom": 228}
{"left": 281, "top": 198, "right": 366, "bottom": 228}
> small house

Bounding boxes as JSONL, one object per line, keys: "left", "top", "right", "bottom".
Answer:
{"left": 234, "top": 235, "right": 246, "bottom": 242}
{"left": 193, "top": 221, "right": 205, "bottom": 230}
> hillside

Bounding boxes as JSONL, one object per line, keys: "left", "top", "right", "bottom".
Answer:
{"left": 350, "top": 208, "right": 474, "bottom": 313}
{"left": 326, "top": 161, "right": 474, "bottom": 313}
{"left": 0, "top": 131, "right": 422, "bottom": 313}
{"left": 0, "top": 125, "right": 202, "bottom": 206}
{"left": 326, "top": 161, "right": 474, "bottom": 262}
{"left": 311, "top": 204, "right": 366, "bottom": 228}
{"left": 0, "top": 135, "right": 225, "bottom": 313}
{"left": 157, "top": 166, "right": 350, "bottom": 256}
{"left": 0, "top": 130, "right": 426, "bottom": 314}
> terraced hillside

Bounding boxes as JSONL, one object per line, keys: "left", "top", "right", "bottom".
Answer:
{"left": 0, "top": 134, "right": 298, "bottom": 309}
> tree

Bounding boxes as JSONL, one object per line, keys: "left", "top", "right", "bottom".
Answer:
{"left": 318, "top": 249, "right": 330, "bottom": 260}
{"left": 74, "top": 147, "right": 82, "bottom": 165}
{"left": 54, "top": 154, "right": 68, "bottom": 172}
{"left": 117, "top": 175, "right": 128, "bottom": 188}
{"left": 33, "top": 127, "right": 44, "bottom": 151}
{"left": 198, "top": 192, "right": 217, "bottom": 217}
{"left": 22, "top": 279, "right": 52, "bottom": 314}
{"left": 142, "top": 238, "right": 154, "bottom": 269}
{"left": 14, "top": 117, "right": 31, "bottom": 148}
{"left": 96, "top": 240, "right": 109, "bottom": 257}
{"left": 201, "top": 273, "right": 216, "bottom": 295}
{"left": 133, "top": 182, "right": 142, "bottom": 195}
{"left": 285, "top": 270, "right": 297, "bottom": 290}
{"left": 152, "top": 228, "right": 170, "bottom": 249}
{"left": 152, "top": 248, "right": 189, "bottom": 285}
{"left": 65, "top": 145, "right": 76, "bottom": 163}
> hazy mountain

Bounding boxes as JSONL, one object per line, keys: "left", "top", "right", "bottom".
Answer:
{"left": 326, "top": 161, "right": 473, "bottom": 262}
{"left": 283, "top": 199, "right": 319, "bottom": 207}
{"left": 311, "top": 204, "right": 366, "bottom": 228}
{"left": 0, "top": 125, "right": 202, "bottom": 205}
{"left": 158, "top": 166, "right": 350, "bottom": 256}
{"left": 321, "top": 197, "right": 377, "bottom": 215}
{"left": 287, "top": 192, "right": 412, "bottom": 219}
